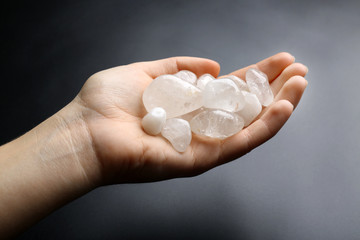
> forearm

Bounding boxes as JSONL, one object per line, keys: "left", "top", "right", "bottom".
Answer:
{"left": 0, "top": 100, "right": 100, "bottom": 239}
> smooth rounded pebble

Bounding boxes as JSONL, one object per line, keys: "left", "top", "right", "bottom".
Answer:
{"left": 141, "top": 107, "right": 167, "bottom": 135}
{"left": 142, "top": 69, "right": 271, "bottom": 152}
{"left": 142, "top": 74, "right": 203, "bottom": 118}
{"left": 161, "top": 118, "right": 192, "bottom": 152}
{"left": 174, "top": 70, "right": 197, "bottom": 84}
{"left": 246, "top": 68, "right": 274, "bottom": 106}
{"left": 203, "top": 78, "right": 245, "bottom": 112}
{"left": 196, "top": 73, "right": 215, "bottom": 90}
{"left": 220, "top": 75, "right": 249, "bottom": 92}
{"left": 190, "top": 109, "right": 244, "bottom": 139}
{"left": 237, "top": 91, "right": 262, "bottom": 126}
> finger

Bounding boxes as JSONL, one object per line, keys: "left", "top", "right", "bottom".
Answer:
{"left": 219, "top": 100, "right": 294, "bottom": 164}
{"left": 250, "top": 74, "right": 307, "bottom": 122}
{"left": 271, "top": 63, "right": 308, "bottom": 95}
{"left": 274, "top": 75, "right": 308, "bottom": 109}
{"left": 228, "top": 52, "right": 295, "bottom": 82}
{"left": 134, "top": 57, "right": 221, "bottom": 79}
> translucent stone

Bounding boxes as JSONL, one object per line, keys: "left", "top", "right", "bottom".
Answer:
{"left": 203, "top": 78, "right": 245, "bottom": 112}
{"left": 196, "top": 74, "right": 215, "bottom": 90}
{"left": 219, "top": 75, "right": 249, "bottom": 91}
{"left": 161, "top": 118, "right": 192, "bottom": 152}
{"left": 246, "top": 68, "right": 274, "bottom": 106}
{"left": 190, "top": 109, "right": 244, "bottom": 139}
{"left": 174, "top": 70, "right": 197, "bottom": 85}
{"left": 141, "top": 107, "right": 167, "bottom": 135}
{"left": 143, "top": 74, "right": 203, "bottom": 118}
{"left": 237, "top": 91, "right": 262, "bottom": 127}
{"left": 179, "top": 108, "right": 204, "bottom": 122}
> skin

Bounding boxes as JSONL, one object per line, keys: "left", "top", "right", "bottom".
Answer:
{"left": 0, "top": 52, "right": 308, "bottom": 238}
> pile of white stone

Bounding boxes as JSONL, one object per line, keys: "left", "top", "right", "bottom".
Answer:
{"left": 141, "top": 68, "right": 274, "bottom": 152}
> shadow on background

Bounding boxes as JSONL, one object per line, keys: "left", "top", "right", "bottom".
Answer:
{"left": 18, "top": 180, "right": 251, "bottom": 239}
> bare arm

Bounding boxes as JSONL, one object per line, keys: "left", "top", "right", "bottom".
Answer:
{"left": 0, "top": 102, "right": 99, "bottom": 238}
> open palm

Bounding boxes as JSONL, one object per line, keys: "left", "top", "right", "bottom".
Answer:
{"left": 76, "top": 53, "right": 308, "bottom": 184}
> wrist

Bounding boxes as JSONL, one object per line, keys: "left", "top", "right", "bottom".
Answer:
{"left": 48, "top": 97, "right": 103, "bottom": 189}
{"left": 0, "top": 98, "right": 101, "bottom": 238}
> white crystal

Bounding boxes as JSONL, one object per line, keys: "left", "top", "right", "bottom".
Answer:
{"left": 179, "top": 108, "right": 204, "bottom": 122}
{"left": 196, "top": 74, "right": 215, "bottom": 90}
{"left": 174, "top": 70, "right": 197, "bottom": 85}
{"left": 143, "top": 74, "right": 203, "bottom": 118}
{"left": 246, "top": 68, "right": 274, "bottom": 106}
{"left": 141, "top": 107, "right": 167, "bottom": 135}
{"left": 220, "top": 75, "right": 249, "bottom": 92}
{"left": 190, "top": 109, "right": 244, "bottom": 139}
{"left": 237, "top": 91, "right": 262, "bottom": 127}
{"left": 203, "top": 78, "right": 245, "bottom": 112}
{"left": 161, "top": 118, "right": 192, "bottom": 152}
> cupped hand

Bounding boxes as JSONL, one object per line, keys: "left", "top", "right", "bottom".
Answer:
{"left": 75, "top": 53, "right": 308, "bottom": 184}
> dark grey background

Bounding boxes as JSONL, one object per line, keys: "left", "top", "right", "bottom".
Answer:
{"left": 2, "top": 0, "right": 360, "bottom": 239}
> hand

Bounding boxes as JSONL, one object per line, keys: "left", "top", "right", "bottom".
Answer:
{"left": 74, "top": 52, "right": 308, "bottom": 184}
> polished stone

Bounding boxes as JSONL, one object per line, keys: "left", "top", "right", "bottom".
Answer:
{"left": 179, "top": 108, "right": 204, "bottom": 122}
{"left": 190, "top": 109, "right": 244, "bottom": 139}
{"left": 246, "top": 68, "right": 274, "bottom": 106}
{"left": 237, "top": 91, "right": 262, "bottom": 126}
{"left": 143, "top": 74, "right": 203, "bottom": 118}
{"left": 161, "top": 118, "right": 192, "bottom": 152}
{"left": 196, "top": 73, "right": 215, "bottom": 90}
{"left": 220, "top": 75, "right": 249, "bottom": 91}
{"left": 174, "top": 70, "right": 197, "bottom": 85}
{"left": 203, "top": 78, "right": 245, "bottom": 112}
{"left": 141, "top": 107, "right": 167, "bottom": 135}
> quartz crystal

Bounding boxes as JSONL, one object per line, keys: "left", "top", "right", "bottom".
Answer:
{"left": 190, "top": 109, "right": 244, "bottom": 139}
{"left": 141, "top": 107, "right": 167, "bottom": 135}
{"left": 246, "top": 68, "right": 274, "bottom": 106}
{"left": 237, "top": 91, "right": 262, "bottom": 126}
{"left": 142, "top": 69, "right": 272, "bottom": 152}
{"left": 203, "top": 78, "right": 245, "bottom": 112}
{"left": 143, "top": 74, "right": 203, "bottom": 118}
{"left": 174, "top": 70, "right": 197, "bottom": 85}
{"left": 196, "top": 74, "right": 215, "bottom": 90}
{"left": 161, "top": 118, "right": 192, "bottom": 152}
{"left": 220, "top": 75, "right": 249, "bottom": 92}
{"left": 179, "top": 108, "right": 204, "bottom": 122}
